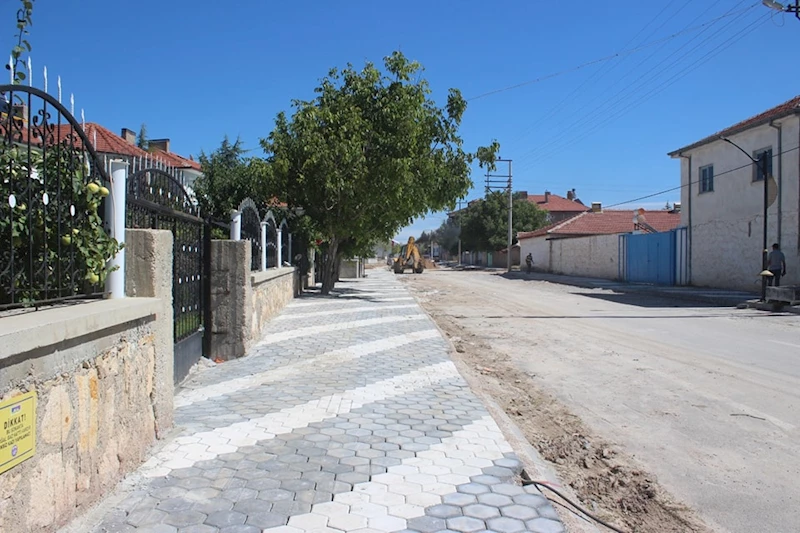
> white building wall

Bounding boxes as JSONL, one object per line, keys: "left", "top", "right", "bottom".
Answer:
{"left": 519, "top": 236, "right": 551, "bottom": 271}
{"left": 519, "top": 234, "right": 621, "bottom": 280}
{"left": 677, "top": 116, "right": 800, "bottom": 291}
{"left": 550, "top": 234, "right": 620, "bottom": 280}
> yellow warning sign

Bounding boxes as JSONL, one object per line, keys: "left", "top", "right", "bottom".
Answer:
{"left": 0, "top": 391, "right": 36, "bottom": 474}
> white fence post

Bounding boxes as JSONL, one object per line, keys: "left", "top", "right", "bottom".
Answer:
{"left": 260, "top": 221, "right": 267, "bottom": 271}
{"left": 230, "top": 210, "right": 242, "bottom": 241}
{"left": 288, "top": 233, "right": 293, "bottom": 264}
{"left": 105, "top": 159, "right": 128, "bottom": 299}
{"left": 277, "top": 227, "right": 283, "bottom": 268}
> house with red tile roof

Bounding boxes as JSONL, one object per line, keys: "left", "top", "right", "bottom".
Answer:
{"left": 668, "top": 94, "right": 800, "bottom": 290}
{"left": 519, "top": 190, "right": 589, "bottom": 223}
{"left": 517, "top": 205, "right": 681, "bottom": 280}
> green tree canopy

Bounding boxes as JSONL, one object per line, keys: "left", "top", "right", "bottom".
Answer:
{"left": 431, "top": 217, "right": 461, "bottom": 255}
{"left": 460, "top": 191, "right": 549, "bottom": 251}
{"left": 262, "top": 51, "right": 498, "bottom": 293}
{"left": 136, "top": 123, "right": 149, "bottom": 150}
{"left": 193, "top": 136, "right": 267, "bottom": 221}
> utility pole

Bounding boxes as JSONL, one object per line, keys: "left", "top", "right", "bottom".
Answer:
{"left": 721, "top": 137, "right": 771, "bottom": 301}
{"left": 457, "top": 199, "right": 463, "bottom": 266}
{"left": 485, "top": 158, "right": 514, "bottom": 273}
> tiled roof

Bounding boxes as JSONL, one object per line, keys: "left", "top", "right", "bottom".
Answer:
{"left": 527, "top": 193, "right": 589, "bottom": 213}
{"left": 518, "top": 210, "right": 681, "bottom": 239}
{"left": 53, "top": 123, "right": 151, "bottom": 158}
{"left": 669, "top": 94, "right": 800, "bottom": 156}
{"left": 517, "top": 218, "right": 571, "bottom": 240}
{"left": 150, "top": 149, "right": 202, "bottom": 171}
{"left": 51, "top": 123, "right": 202, "bottom": 173}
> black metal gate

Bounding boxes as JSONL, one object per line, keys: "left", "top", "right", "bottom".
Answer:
{"left": 126, "top": 168, "right": 207, "bottom": 384}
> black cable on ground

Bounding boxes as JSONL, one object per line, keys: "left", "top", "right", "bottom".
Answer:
{"left": 521, "top": 479, "right": 630, "bottom": 533}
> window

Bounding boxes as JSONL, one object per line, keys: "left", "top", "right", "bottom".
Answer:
{"left": 699, "top": 164, "right": 714, "bottom": 193}
{"left": 752, "top": 147, "right": 773, "bottom": 181}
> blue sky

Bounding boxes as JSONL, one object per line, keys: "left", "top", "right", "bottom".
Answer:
{"left": 10, "top": 1, "right": 800, "bottom": 241}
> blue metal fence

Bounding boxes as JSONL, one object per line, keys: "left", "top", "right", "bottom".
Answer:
{"left": 619, "top": 227, "right": 689, "bottom": 286}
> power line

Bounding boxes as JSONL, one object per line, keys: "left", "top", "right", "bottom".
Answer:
{"left": 465, "top": 4, "right": 759, "bottom": 103}
{"left": 520, "top": 11, "right": 771, "bottom": 168}
{"left": 515, "top": 2, "right": 760, "bottom": 168}
{"left": 502, "top": 0, "right": 688, "bottom": 154}
{"left": 603, "top": 143, "right": 800, "bottom": 210}
{"left": 512, "top": 0, "right": 732, "bottom": 161}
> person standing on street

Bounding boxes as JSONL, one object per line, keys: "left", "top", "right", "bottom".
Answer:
{"left": 767, "top": 243, "right": 787, "bottom": 286}
{"left": 525, "top": 253, "right": 533, "bottom": 274}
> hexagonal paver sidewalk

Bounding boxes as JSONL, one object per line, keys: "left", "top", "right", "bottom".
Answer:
{"left": 90, "top": 270, "right": 565, "bottom": 533}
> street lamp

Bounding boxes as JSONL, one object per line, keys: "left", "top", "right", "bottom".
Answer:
{"left": 762, "top": 0, "right": 800, "bottom": 19}
{"left": 720, "top": 136, "right": 771, "bottom": 301}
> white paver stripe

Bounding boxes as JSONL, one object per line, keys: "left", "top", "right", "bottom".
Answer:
{"left": 274, "top": 303, "right": 418, "bottom": 320}
{"left": 140, "top": 361, "right": 460, "bottom": 477}
{"left": 256, "top": 314, "right": 427, "bottom": 346}
{"left": 175, "top": 329, "right": 440, "bottom": 408}
{"left": 265, "top": 417, "right": 512, "bottom": 532}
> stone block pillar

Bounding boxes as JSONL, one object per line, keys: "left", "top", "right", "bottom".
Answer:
{"left": 124, "top": 229, "right": 174, "bottom": 437}
{"left": 208, "top": 240, "right": 251, "bottom": 361}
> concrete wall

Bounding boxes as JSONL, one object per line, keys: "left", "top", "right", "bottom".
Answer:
{"left": 677, "top": 116, "right": 800, "bottom": 290}
{"left": 0, "top": 230, "right": 174, "bottom": 533}
{"left": 340, "top": 259, "right": 364, "bottom": 278}
{"left": 520, "top": 234, "right": 621, "bottom": 280}
{"left": 519, "top": 236, "right": 551, "bottom": 271}
{"left": 209, "top": 240, "right": 298, "bottom": 360}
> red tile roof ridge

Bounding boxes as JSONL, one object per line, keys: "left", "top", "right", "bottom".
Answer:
{"left": 669, "top": 94, "right": 800, "bottom": 155}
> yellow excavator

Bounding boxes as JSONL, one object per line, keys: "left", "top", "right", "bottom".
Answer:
{"left": 393, "top": 237, "right": 425, "bottom": 274}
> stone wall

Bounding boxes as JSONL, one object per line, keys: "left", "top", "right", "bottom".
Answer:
{"left": 209, "top": 240, "right": 298, "bottom": 361}
{"left": 250, "top": 268, "right": 297, "bottom": 342}
{"left": 0, "top": 229, "right": 174, "bottom": 532}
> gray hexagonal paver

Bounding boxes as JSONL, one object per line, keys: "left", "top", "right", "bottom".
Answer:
{"left": 442, "top": 492, "right": 478, "bottom": 506}
{"left": 245, "top": 511, "right": 289, "bottom": 529}
{"left": 446, "top": 515, "right": 486, "bottom": 532}
{"left": 526, "top": 517, "right": 567, "bottom": 533}
{"left": 426, "top": 504, "right": 463, "bottom": 519}
{"left": 205, "top": 510, "right": 246, "bottom": 528}
{"left": 477, "top": 492, "right": 514, "bottom": 507}
{"left": 163, "top": 510, "right": 207, "bottom": 528}
{"left": 407, "top": 515, "right": 447, "bottom": 533}
{"left": 501, "top": 503, "right": 539, "bottom": 521}
{"left": 457, "top": 483, "right": 491, "bottom": 495}
{"left": 126, "top": 508, "right": 169, "bottom": 527}
{"left": 463, "top": 503, "right": 501, "bottom": 520}
{"left": 487, "top": 516, "right": 527, "bottom": 533}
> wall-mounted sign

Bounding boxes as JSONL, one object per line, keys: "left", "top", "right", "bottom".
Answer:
{"left": 0, "top": 391, "right": 36, "bottom": 475}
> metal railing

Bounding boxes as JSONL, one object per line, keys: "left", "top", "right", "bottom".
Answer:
{"left": 0, "top": 84, "right": 116, "bottom": 311}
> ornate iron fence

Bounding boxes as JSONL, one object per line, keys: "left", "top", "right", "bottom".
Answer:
{"left": 126, "top": 167, "right": 206, "bottom": 383}
{"left": 264, "top": 211, "right": 278, "bottom": 268}
{"left": 0, "top": 84, "right": 117, "bottom": 310}
{"left": 238, "top": 198, "right": 262, "bottom": 271}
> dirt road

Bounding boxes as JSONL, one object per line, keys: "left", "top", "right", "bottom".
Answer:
{"left": 399, "top": 268, "right": 800, "bottom": 533}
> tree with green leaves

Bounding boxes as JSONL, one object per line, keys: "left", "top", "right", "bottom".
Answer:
{"left": 194, "top": 136, "right": 267, "bottom": 221}
{"left": 137, "top": 123, "right": 149, "bottom": 150}
{"left": 7, "top": 0, "right": 34, "bottom": 85}
{"left": 431, "top": 217, "right": 461, "bottom": 256}
{"left": 262, "top": 51, "right": 499, "bottom": 294}
{"left": 460, "top": 191, "right": 549, "bottom": 252}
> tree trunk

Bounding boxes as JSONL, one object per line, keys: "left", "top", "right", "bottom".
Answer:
{"left": 320, "top": 237, "right": 339, "bottom": 295}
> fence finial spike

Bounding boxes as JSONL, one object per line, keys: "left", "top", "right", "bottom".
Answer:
{"left": 43, "top": 65, "right": 47, "bottom": 92}
{"left": 8, "top": 55, "right": 13, "bottom": 84}
{"left": 27, "top": 57, "right": 31, "bottom": 86}
{"left": 81, "top": 109, "right": 85, "bottom": 130}
{"left": 57, "top": 76, "right": 62, "bottom": 103}
{"left": 70, "top": 94, "right": 74, "bottom": 116}
{"left": 93, "top": 129, "right": 97, "bottom": 149}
